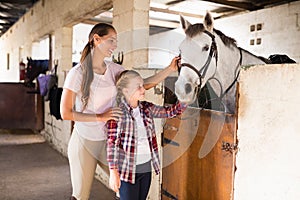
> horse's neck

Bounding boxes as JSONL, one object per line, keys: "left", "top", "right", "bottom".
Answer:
{"left": 239, "top": 48, "right": 266, "bottom": 66}
{"left": 215, "top": 36, "right": 266, "bottom": 80}
{"left": 214, "top": 36, "right": 241, "bottom": 82}
{"left": 211, "top": 36, "right": 266, "bottom": 113}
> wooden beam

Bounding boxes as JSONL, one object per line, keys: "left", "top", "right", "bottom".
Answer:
{"left": 149, "top": 18, "right": 179, "bottom": 28}
{"left": 202, "top": 0, "right": 259, "bottom": 11}
{"left": 82, "top": 17, "right": 112, "bottom": 25}
{"left": 150, "top": 7, "right": 203, "bottom": 19}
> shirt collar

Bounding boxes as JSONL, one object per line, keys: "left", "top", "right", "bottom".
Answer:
{"left": 119, "top": 96, "right": 141, "bottom": 113}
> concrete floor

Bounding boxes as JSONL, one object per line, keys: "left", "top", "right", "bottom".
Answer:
{"left": 0, "top": 129, "right": 115, "bottom": 200}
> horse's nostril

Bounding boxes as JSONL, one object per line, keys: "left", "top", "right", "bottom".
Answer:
{"left": 185, "top": 83, "right": 192, "bottom": 94}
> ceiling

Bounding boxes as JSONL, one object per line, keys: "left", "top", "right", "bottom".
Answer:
{"left": 0, "top": 0, "right": 298, "bottom": 37}
{"left": 0, "top": 0, "right": 38, "bottom": 37}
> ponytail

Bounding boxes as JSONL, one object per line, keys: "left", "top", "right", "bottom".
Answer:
{"left": 80, "top": 42, "right": 94, "bottom": 111}
{"left": 79, "top": 23, "right": 116, "bottom": 111}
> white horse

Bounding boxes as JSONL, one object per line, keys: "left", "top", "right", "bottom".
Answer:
{"left": 175, "top": 12, "right": 267, "bottom": 113}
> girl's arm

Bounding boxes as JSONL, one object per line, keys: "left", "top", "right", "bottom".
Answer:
{"left": 60, "top": 88, "right": 122, "bottom": 122}
{"left": 109, "top": 169, "right": 120, "bottom": 192}
{"left": 106, "top": 119, "right": 120, "bottom": 171}
{"left": 149, "top": 101, "right": 187, "bottom": 118}
{"left": 143, "top": 56, "right": 180, "bottom": 90}
{"left": 106, "top": 119, "right": 121, "bottom": 192}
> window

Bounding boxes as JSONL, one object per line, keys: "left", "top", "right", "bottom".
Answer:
{"left": 249, "top": 23, "right": 263, "bottom": 46}
{"left": 7, "top": 53, "right": 10, "bottom": 70}
{"left": 256, "top": 38, "right": 262, "bottom": 45}
{"left": 256, "top": 23, "right": 262, "bottom": 31}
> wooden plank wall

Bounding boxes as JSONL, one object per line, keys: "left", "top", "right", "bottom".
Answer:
{"left": 0, "top": 83, "right": 44, "bottom": 131}
{"left": 162, "top": 108, "right": 236, "bottom": 200}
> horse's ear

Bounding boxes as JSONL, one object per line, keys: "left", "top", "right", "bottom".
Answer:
{"left": 180, "top": 15, "right": 191, "bottom": 32}
{"left": 204, "top": 11, "right": 214, "bottom": 32}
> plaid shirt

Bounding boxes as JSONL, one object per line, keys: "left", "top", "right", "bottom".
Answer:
{"left": 106, "top": 98, "right": 187, "bottom": 184}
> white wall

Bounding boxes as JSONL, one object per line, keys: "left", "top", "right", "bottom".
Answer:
{"left": 236, "top": 63, "right": 300, "bottom": 200}
{"left": 214, "top": 1, "right": 300, "bottom": 62}
{"left": 72, "top": 24, "right": 94, "bottom": 63}
{"left": 149, "top": 28, "right": 184, "bottom": 68}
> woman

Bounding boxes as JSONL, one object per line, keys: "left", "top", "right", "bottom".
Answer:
{"left": 106, "top": 70, "right": 187, "bottom": 200}
{"left": 60, "top": 23, "right": 180, "bottom": 200}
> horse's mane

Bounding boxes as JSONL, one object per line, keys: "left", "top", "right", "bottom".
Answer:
{"left": 213, "top": 29, "right": 237, "bottom": 47}
{"left": 185, "top": 23, "right": 237, "bottom": 48}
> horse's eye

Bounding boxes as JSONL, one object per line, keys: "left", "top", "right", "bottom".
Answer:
{"left": 202, "top": 45, "right": 209, "bottom": 51}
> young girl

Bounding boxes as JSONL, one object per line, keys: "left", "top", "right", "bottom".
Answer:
{"left": 106, "top": 70, "right": 187, "bottom": 200}
{"left": 60, "top": 22, "right": 181, "bottom": 200}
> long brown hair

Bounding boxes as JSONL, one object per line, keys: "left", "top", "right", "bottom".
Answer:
{"left": 80, "top": 23, "right": 116, "bottom": 111}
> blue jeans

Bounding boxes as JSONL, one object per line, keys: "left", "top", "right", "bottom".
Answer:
{"left": 119, "top": 161, "right": 152, "bottom": 200}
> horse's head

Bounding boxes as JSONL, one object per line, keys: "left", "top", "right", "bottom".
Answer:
{"left": 175, "top": 12, "right": 217, "bottom": 104}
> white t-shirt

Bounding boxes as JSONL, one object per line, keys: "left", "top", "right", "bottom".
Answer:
{"left": 132, "top": 107, "right": 152, "bottom": 165}
{"left": 63, "top": 61, "right": 124, "bottom": 141}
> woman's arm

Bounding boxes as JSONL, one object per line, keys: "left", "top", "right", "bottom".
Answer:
{"left": 143, "top": 56, "right": 180, "bottom": 90}
{"left": 60, "top": 88, "right": 122, "bottom": 122}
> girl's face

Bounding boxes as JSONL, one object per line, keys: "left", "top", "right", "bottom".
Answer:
{"left": 123, "top": 76, "right": 145, "bottom": 104}
{"left": 94, "top": 29, "right": 117, "bottom": 57}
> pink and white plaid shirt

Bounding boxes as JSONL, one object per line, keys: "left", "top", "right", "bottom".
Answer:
{"left": 106, "top": 98, "right": 187, "bottom": 184}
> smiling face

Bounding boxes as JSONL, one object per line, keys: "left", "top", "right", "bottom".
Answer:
{"left": 93, "top": 29, "right": 118, "bottom": 58}
{"left": 116, "top": 70, "right": 146, "bottom": 108}
{"left": 123, "top": 75, "right": 145, "bottom": 106}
